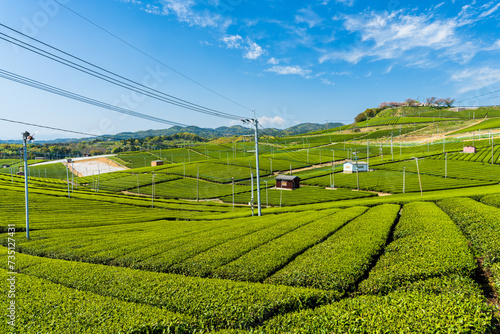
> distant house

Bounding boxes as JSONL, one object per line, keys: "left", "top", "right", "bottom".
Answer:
{"left": 463, "top": 146, "right": 476, "bottom": 153}
{"left": 275, "top": 175, "right": 300, "bottom": 190}
{"left": 151, "top": 160, "right": 164, "bottom": 166}
{"left": 343, "top": 161, "right": 369, "bottom": 174}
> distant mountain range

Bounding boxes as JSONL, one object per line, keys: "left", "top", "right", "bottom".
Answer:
{"left": 1, "top": 122, "right": 343, "bottom": 144}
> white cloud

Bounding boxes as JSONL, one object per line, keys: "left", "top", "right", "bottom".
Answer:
{"left": 321, "top": 10, "right": 469, "bottom": 65}
{"left": 267, "top": 57, "right": 280, "bottom": 65}
{"left": 221, "top": 35, "right": 243, "bottom": 49}
{"left": 220, "top": 36, "right": 264, "bottom": 60}
{"left": 336, "top": 0, "right": 355, "bottom": 6}
{"left": 266, "top": 65, "right": 312, "bottom": 76}
{"left": 484, "top": 39, "right": 500, "bottom": 51}
{"left": 295, "top": 7, "right": 323, "bottom": 28}
{"left": 384, "top": 65, "right": 393, "bottom": 74}
{"left": 479, "top": 2, "right": 500, "bottom": 18}
{"left": 450, "top": 66, "right": 500, "bottom": 93}
{"left": 321, "top": 78, "right": 335, "bottom": 86}
{"left": 331, "top": 71, "right": 351, "bottom": 75}
{"left": 244, "top": 42, "right": 264, "bottom": 60}
{"left": 125, "top": 0, "right": 232, "bottom": 30}
{"left": 258, "top": 116, "right": 287, "bottom": 128}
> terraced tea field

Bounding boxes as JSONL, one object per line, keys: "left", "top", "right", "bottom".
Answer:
{"left": 1, "top": 177, "right": 500, "bottom": 332}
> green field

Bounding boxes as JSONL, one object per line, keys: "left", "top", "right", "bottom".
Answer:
{"left": 3, "top": 114, "right": 500, "bottom": 333}
{"left": 450, "top": 117, "right": 500, "bottom": 134}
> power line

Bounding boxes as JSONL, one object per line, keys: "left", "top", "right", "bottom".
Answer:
{"left": 457, "top": 88, "right": 500, "bottom": 104}
{"left": 0, "top": 68, "right": 188, "bottom": 127}
{"left": 0, "top": 25, "right": 245, "bottom": 121}
{"left": 54, "top": 1, "right": 253, "bottom": 113}
{"left": 0, "top": 117, "right": 101, "bottom": 137}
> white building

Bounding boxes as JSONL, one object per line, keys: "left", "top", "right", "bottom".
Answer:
{"left": 343, "top": 161, "right": 369, "bottom": 174}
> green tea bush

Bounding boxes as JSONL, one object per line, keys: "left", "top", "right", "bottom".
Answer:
{"left": 266, "top": 204, "right": 400, "bottom": 292}
{"left": 214, "top": 207, "right": 368, "bottom": 283}
{"left": 359, "top": 202, "right": 476, "bottom": 295}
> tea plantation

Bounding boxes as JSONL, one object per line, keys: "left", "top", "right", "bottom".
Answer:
{"left": 2, "top": 115, "right": 500, "bottom": 333}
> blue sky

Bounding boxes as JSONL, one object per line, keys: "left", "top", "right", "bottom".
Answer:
{"left": 0, "top": 0, "right": 499, "bottom": 140}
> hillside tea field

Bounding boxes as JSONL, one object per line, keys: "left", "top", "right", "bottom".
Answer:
{"left": 2, "top": 110, "right": 500, "bottom": 333}
{"left": 1, "top": 178, "right": 499, "bottom": 333}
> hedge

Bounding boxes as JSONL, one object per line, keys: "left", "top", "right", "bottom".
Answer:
{"left": 358, "top": 202, "right": 476, "bottom": 295}
{"left": 266, "top": 204, "right": 400, "bottom": 292}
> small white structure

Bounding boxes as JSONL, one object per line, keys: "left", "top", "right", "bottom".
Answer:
{"left": 343, "top": 161, "right": 369, "bottom": 174}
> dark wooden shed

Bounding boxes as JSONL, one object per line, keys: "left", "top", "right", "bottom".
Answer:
{"left": 275, "top": 175, "right": 300, "bottom": 190}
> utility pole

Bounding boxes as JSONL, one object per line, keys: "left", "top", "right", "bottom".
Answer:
{"left": 22, "top": 131, "right": 34, "bottom": 240}
{"left": 269, "top": 158, "right": 273, "bottom": 174}
{"left": 243, "top": 115, "right": 262, "bottom": 216}
{"left": 71, "top": 160, "right": 74, "bottom": 192}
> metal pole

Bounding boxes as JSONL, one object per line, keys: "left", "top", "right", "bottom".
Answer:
{"left": 403, "top": 167, "right": 406, "bottom": 193}
{"left": 332, "top": 150, "right": 335, "bottom": 189}
{"left": 196, "top": 165, "right": 199, "bottom": 201}
{"left": 22, "top": 132, "right": 30, "bottom": 240}
{"left": 250, "top": 172, "right": 254, "bottom": 216}
{"left": 264, "top": 180, "right": 268, "bottom": 207}
{"left": 492, "top": 137, "right": 494, "bottom": 165}
{"left": 254, "top": 117, "right": 262, "bottom": 216}
{"left": 66, "top": 160, "right": 70, "bottom": 198}
{"left": 445, "top": 153, "right": 448, "bottom": 178}
{"left": 355, "top": 152, "right": 359, "bottom": 191}
{"left": 71, "top": 161, "right": 74, "bottom": 192}
{"left": 367, "top": 140, "right": 369, "bottom": 167}
{"left": 415, "top": 157, "right": 423, "bottom": 196}
{"left": 269, "top": 158, "right": 272, "bottom": 174}
{"left": 391, "top": 133, "right": 393, "bottom": 161}
{"left": 151, "top": 172, "right": 155, "bottom": 208}
{"left": 280, "top": 182, "right": 283, "bottom": 207}
{"left": 232, "top": 177, "right": 235, "bottom": 211}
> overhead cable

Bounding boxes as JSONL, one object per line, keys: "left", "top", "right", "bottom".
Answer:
{"left": 0, "top": 68, "right": 188, "bottom": 127}
{"left": 53, "top": 0, "right": 253, "bottom": 113}
{"left": 0, "top": 24, "right": 245, "bottom": 121}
